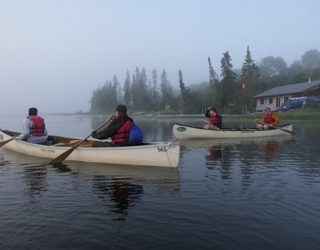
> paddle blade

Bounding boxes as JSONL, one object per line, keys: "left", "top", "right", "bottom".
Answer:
{"left": 49, "top": 146, "right": 77, "bottom": 165}
{"left": 0, "top": 138, "right": 14, "bottom": 147}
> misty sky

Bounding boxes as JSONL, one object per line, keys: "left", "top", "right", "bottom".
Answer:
{"left": 1, "top": 0, "right": 319, "bottom": 114}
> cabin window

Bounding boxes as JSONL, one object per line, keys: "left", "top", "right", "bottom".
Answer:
{"left": 260, "top": 99, "right": 264, "bottom": 105}
{"left": 284, "top": 96, "right": 289, "bottom": 102}
{"left": 269, "top": 98, "right": 273, "bottom": 104}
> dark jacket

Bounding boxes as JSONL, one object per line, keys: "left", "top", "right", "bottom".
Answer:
{"left": 92, "top": 115, "right": 133, "bottom": 144}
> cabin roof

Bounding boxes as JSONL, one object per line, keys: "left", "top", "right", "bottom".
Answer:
{"left": 254, "top": 80, "right": 320, "bottom": 98}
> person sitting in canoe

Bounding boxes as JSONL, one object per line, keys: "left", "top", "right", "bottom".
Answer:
{"left": 15, "top": 107, "right": 48, "bottom": 144}
{"left": 204, "top": 107, "right": 222, "bottom": 129}
{"left": 256, "top": 107, "right": 280, "bottom": 130}
{"left": 91, "top": 104, "right": 143, "bottom": 147}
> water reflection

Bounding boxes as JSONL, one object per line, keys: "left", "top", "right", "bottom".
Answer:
{"left": 258, "top": 141, "right": 280, "bottom": 162}
{"left": 24, "top": 165, "right": 48, "bottom": 194}
{"left": 71, "top": 164, "right": 179, "bottom": 221}
{"left": 0, "top": 148, "right": 179, "bottom": 221}
{"left": 206, "top": 146, "right": 222, "bottom": 169}
{"left": 93, "top": 176, "right": 144, "bottom": 221}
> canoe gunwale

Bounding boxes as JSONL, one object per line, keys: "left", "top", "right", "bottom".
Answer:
{"left": 0, "top": 130, "right": 180, "bottom": 167}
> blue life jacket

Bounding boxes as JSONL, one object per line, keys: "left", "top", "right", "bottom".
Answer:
{"left": 129, "top": 122, "right": 143, "bottom": 145}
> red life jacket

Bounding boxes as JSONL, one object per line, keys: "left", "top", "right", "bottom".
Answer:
{"left": 263, "top": 113, "right": 274, "bottom": 124}
{"left": 28, "top": 115, "right": 46, "bottom": 136}
{"left": 210, "top": 113, "right": 219, "bottom": 125}
{"left": 111, "top": 118, "right": 132, "bottom": 144}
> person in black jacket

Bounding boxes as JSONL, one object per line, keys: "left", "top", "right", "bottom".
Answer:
{"left": 91, "top": 104, "right": 133, "bottom": 147}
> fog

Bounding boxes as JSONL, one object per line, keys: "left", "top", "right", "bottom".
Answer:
{"left": 1, "top": 0, "right": 319, "bottom": 114}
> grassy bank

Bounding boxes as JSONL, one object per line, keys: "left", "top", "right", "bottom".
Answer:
{"left": 227, "top": 104, "right": 320, "bottom": 122}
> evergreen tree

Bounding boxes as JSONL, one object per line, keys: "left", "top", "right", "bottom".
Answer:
{"left": 123, "top": 70, "right": 131, "bottom": 107}
{"left": 208, "top": 56, "right": 219, "bottom": 108}
{"left": 178, "top": 69, "right": 194, "bottom": 113}
{"left": 220, "top": 51, "right": 239, "bottom": 113}
{"left": 112, "top": 75, "right": 121, "bottom": 103}
{"left": 208, "top": 57, "right": 218, "bottom": 87}
{"left": 240, "top": 46, "right": 260, "bottom": 112}
{"left": 131, "top": 73, "right": 138, "bottom": 109}
{"left": 151, "top": 68, "right": 160, "bottom": 111}
{"left": 160, "top": 69, "right": 173, "bottom": 110}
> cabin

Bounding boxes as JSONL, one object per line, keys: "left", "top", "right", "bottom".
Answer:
{"left": 254, "top": 80, "right": 320, "bottom": 111}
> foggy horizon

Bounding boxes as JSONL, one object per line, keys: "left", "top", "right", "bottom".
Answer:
{"left": 1, "top": 0, "right": 319, "bottom": 115}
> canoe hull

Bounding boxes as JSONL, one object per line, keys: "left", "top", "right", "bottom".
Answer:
{"left": 0, "top": 131, "right": 180, "bottom": 168}
{"left": 172, "top": 123, "right": 293, "bottom": 139}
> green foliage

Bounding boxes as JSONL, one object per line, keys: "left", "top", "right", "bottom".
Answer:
{"left": 89, "top": 49, "right": 320, "bottom": 115}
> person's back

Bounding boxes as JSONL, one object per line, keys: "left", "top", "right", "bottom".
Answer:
{"left": 16, "top": 107, "right": 48, "bottom": 144}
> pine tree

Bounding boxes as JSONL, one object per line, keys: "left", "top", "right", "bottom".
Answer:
{"left": 160, "top": 69, "right": 173, "bottom": 110}
{"left": 123, "top": 70, "right": 131, "bottom": 107}
{"left": 208, "top": 56, "right": 219, "bottom": 109}
{"left": 151, "top": 68, "right": 160, "bottom": 111}
{"left": 240, "top": 46, "right": 259, "bottom": 112}
{"left": 220, "top": 51, "right": 239, "bottom": 113}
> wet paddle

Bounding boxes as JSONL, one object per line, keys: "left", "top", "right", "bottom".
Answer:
{"left": 257, "top": 121, "right": 294, "bottom": 134}
{"left": 0, "top": 138, "right": 15, "bottom": 147}
{"left": 50, "top": 115, "right": 113, "bottom": 165}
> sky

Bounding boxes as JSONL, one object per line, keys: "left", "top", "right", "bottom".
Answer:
{"left": 0, "top": 0, "right": 319, "bottom": 114}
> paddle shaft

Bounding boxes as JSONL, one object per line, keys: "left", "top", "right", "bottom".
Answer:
{"left": 257, "top": 121, "right": 294, "bottom": 134}
{"left": 50, "top": 115, "right": 113, "bottom": 165}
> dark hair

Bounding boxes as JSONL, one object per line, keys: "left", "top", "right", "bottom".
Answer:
{"left": 28, "top": 107, "right": 38, "bottom": 116}
{"left": 116, "top": 104, "right": 127, "bottom": 114}
{"left": 209, "top": 107, "right": 218, "bottom": 113}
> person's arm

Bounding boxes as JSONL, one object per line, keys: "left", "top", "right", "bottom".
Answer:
{"left": 15, "top": 119, "right": 31, "bottom": 140}
{"left": 272, "top": 115, "right": 280, "bottom": 126}
{"left": 92, "top": 118, "right": 122, "bottom": 140}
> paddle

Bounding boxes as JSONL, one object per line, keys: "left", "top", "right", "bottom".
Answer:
{"left": 257, "top": 121, "right": 294, "bottom": 134}
{"left": 50, "top": 115, "right": 113, "bottom": 165}
{"left": 203, "top": 119, "right": 222, "bottom": 131}
{"left": 0, "top": 137, "right": 15, "bottom": 147}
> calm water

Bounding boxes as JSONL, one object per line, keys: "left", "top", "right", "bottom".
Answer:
{"left": 0, "top": 114, "right": 320, "bottom": 250}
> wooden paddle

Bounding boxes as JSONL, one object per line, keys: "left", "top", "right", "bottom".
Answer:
{"left": 257, "top": 121, "right": 294, "bottom": 134}
{"left": 50, "top": 115, "right": 113, "bottom": 165}
{"left": 0, "top": 138, "right": 15, "bottom": 147}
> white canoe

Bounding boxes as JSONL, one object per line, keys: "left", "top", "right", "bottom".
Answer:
{"left": 0, "top": 130, "right": 180, "bottom": 168}
{"left": 172, "top": 123, "right": 293, "bottom": 139}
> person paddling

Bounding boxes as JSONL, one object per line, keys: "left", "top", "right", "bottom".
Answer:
{"left": 91, "top": 104, "right": 142, "bottom": 147}
{"left": 204, "top": 107, "right": 222, "bottom": 129}
{"left": 256, "top": 107, "right": 280, "bottom": 130}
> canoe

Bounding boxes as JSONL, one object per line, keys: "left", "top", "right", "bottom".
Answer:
{"left": 0, "top": 130, "right": 180, "bottom": 168}
{"left": 172, "top": 123, "right": 293, "bottom": 139}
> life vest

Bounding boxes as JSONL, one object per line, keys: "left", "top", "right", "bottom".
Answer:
{"left": 111, "top": 118, "right": 132, "bottom": 144}
{"left": 210, "top": 113, "right": 222, "bottom": 128}
{"left": 263, "top": 113, "right": 274, "bottom": 124}
{"left": 28, "top": 115, "right": 46, "bottom": 136}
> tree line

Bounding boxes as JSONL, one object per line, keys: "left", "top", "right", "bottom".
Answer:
{"left": 90, "top": 48, "right": 320, "bottom": 114}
